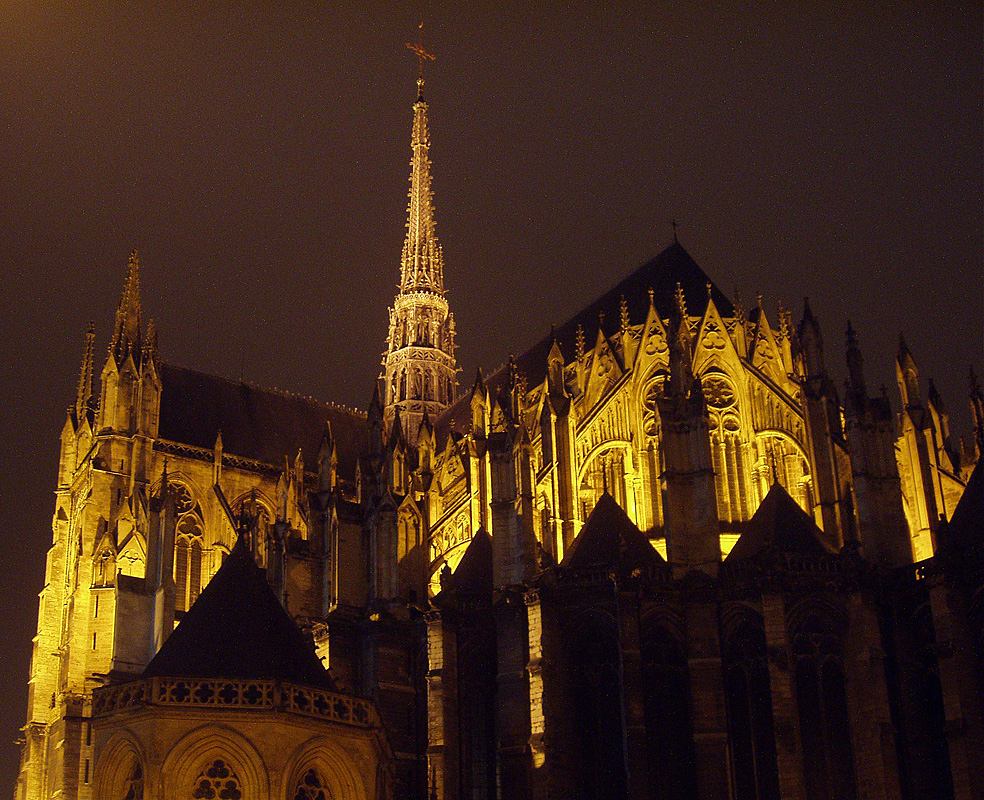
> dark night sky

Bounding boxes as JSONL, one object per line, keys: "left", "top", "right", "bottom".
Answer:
{"left": 0, "top": 3, "right": 980, "bottom": 790}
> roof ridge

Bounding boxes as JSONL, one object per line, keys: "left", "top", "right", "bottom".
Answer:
{"left": 161, "top": 361, "right": 367, "bottom": 418}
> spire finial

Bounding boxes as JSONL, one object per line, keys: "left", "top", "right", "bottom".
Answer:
{"left": 670, "top": 218, "right": 679, "bottom": 243}
{"left": 75, "top": 322, "right": 96, "bottom": 422}
{"left": 407, "top": 22, "right": 435, "bottom": 87}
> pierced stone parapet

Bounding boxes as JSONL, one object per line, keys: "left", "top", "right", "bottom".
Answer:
{"left": 91, "top": 678, "right": 378, "bottom": 728}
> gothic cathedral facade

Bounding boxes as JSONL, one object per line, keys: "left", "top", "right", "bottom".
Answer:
{"left": 15, "top": 75, "right": 983, "bottom": 800}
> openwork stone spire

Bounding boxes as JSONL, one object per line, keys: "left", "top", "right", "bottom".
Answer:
{"left": 382, "top": 76, "right": 457, "bottom": 443}
{"left": 401, "top": 79, "right": 443, "bottom": 294}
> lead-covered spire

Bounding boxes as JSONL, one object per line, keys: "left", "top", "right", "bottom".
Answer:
{"left": 400, "top": 79, "right": 445, "bottom": 295}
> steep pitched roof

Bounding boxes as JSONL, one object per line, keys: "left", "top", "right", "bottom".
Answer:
{"left": 436, "top": 241, "right": 732, "bottom": 442}
{"left": 561, "top": 493, "right": 663, "bottom": 572}
{"left": 726, "top": 482, "right": 834, "bottom": 562}
{"left": 939, "top": 459, "right": 983, "bottom": 558}
{"left": 159, "top": 363, "right": 367, "bottom": 477}
{"left": 449, "top": 527, "right": 493, "bottom": 597}
{"left": 143, "top": 536, "right": 332, "bottom": 688}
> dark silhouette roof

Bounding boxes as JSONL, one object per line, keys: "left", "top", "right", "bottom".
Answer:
{"left": 436, "top": 240, "right": 732, "bottom": 441}
{"left": 938, "top": 459, "right": 983, "bottom": 558}
{"left": 159, "top": 363, "right": 367, "bottom": 477}
{"left": 143, "top": 536, "right": 333, "bottom": 688}
{"left": 561, "top": 493, "right": 664, "bottom": 572}
{"left": 726, "top": 482, "right": 835, "bottom": 562}
{"left": 449, "top": 527, "right": 493, "bottom": 597}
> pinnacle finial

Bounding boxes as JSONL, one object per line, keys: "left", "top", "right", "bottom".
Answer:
{"left": 75, "top": 322, "right": 96, "bottom": 422}
{"left": 111, "top": 249, "right": 143, "bottom": 365}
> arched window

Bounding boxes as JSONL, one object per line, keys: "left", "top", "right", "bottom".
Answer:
{"left": 122, "top": 761, "right": 143, "bottom": 800}
{"left": 791, "top": 616, "right": 857, "bottom": 800}
{"left": 723, "top": 617, "right": 779, "bottom": 800}
{"left": 293, "top": 767, "right": 330, "bottom": 800}
{"left": 565, "top": 611, "right": 625, "bottom": 800}
{"left": 192, "top": 758, "right": 242, "bottom": 800}
{"left": 641, "top": 624, "right": 698, "bottom": 800}
{"left": 172, "top": 484, "right": 205, "bottom": 616}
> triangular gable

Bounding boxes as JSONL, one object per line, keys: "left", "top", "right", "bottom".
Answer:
{"left": 693, "top": 296, "right": 740, "bottom": 374}
{"left": 749, "top": 307, "right": 783, "bottom": 383}
{"left": 637, "top": 296, "right": 670, "bottom": 368}
{"left": 583, "top": 328, "right": 624, "bottom": 409}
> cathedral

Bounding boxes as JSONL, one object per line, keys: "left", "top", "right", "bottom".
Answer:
{"left": 14, "top": 70, "right": 984, "bottom": 800}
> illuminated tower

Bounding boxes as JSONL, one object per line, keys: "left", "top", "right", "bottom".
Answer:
{"left": 382, "top": 74, "right": 457, "bottom": 443}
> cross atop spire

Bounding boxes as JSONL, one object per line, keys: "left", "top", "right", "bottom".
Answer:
{"left": 406, "top": 22, "right": 436, "bottom": 98}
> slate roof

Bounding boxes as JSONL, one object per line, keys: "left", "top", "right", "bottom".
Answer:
{"left": 143, "top": 536, "right": 333, "bottom": 688}
{"left": 725, "top": 482, "right": 835, "bottom": 562}
{"left": 159, "top": 363, "right": 367, "bottom": 477}
{"left": 449, "top": 527, "right": 493, "bottom": 597}
{"left": 561, "top": 493, "right": 664, "bottom": 572}
{"left": 436, "top": 240, "right": 733, "bottom": 442}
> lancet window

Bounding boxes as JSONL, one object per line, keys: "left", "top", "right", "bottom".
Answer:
{"left": 791, "top": 616, "right": 858, "bottom": 800}
{"left": 565, "top": 610, "right": 626, "bottom": 800}
{"left": 723, "top": 617, "right": 780, "bottom": 800}
{"left": 641, "top": 624, "right": 698, "bottom": 800}
{"left": 191, "top": 758, "right": 241, "bottom": 800}
{"left": 578, "top": 445, "right": 628, "bottom": 520}
{"left": 172, "top": 484, "right": 205, "bottom": 615}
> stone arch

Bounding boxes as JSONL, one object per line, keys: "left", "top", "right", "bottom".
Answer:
{"left": 282, "top": 735, "right": 372, "bottom": 800}
{"left": 576, "top": 439, "right": 633, "bottom": 520}
{"left": 755, "top": 430, "right": 812, "bottom": 513}
{"left": 160, "top": 723, "right": 268, "bottom": 800}
{"left": 95, "top": 729, "right": 145, "bottom": 800}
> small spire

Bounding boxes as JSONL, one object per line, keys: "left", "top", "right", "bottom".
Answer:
{"left": 75, "top": 322, "right": 96, "bottom": 422}
{"left": 620, "top": 294, "right": 629, "bottom": 332}
{"left": 674, "top": 282, "right": 688, "bottom": 319}
{"left": 670, "top": 218, "right": 679, "bottom": 243}
{"left": 111, "top": 249, "right": 142, "bottom": 365}
{"left": 576, "top": 324, "right": 586, "bottom": 360}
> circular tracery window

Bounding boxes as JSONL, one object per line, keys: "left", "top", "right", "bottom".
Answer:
{"left": 703, "top": 375, "right": 736, "bottom": 409}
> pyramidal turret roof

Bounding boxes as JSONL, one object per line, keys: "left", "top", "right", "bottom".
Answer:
{"left": 561, "top": 493, "right": 663, "bottom": 572}
{"left": 726, "top": 482, "right": 834, "bottom": 562}
{"left": 448, "top": 527, "right": 493, "bottom": 597}
{"left": 143, "top": 536, "right": 332, "bottom": 688}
